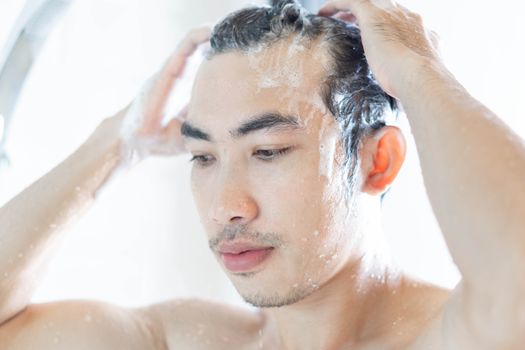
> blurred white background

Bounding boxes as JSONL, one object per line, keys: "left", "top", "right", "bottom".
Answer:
{"left": 0, "top": 0, "right": 523, "bottom": 307}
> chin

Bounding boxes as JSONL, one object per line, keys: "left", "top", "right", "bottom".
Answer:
{"left": 240, "top": 286, "right": 318, "bottom": 308}
{"left": 233, "top": 276, "right": 321, "bottom": 308}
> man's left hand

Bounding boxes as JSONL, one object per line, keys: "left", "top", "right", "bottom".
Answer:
{"left": 319, "top": 0, "right": 441, "bottom": 99}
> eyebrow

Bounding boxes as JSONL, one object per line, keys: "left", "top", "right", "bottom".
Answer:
{"left": 181, "top": 112, "right": 302, "bottom": 142}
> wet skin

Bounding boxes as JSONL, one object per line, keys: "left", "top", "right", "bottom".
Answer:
{"left": 2, "top": 0, "right": 525, "bottom": 349}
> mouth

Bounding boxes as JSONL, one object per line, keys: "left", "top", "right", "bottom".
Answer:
{"left": 219, "top": 246, "right": 275, "bottom": 273}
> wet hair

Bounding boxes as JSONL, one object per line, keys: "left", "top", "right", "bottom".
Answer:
{"left": 207, "top": 0, "right": 398, "bottom": 190}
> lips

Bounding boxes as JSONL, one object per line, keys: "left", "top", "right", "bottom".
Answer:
{"left": 218, "top": 242, "right": 274, "bottom": 273}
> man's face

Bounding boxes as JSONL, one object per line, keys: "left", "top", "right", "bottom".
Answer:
{"left": 184, "top": 38, "right": 362, "bottom": 307}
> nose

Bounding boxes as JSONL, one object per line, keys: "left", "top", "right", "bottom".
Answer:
{"left": 208, "top": 173, "right": 259, "bottom": 226}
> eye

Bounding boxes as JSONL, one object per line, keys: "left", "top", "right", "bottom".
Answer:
{"left": 189, "top": 154, "right": 215, "bottom": 167}
{"left": 254, "top": 147, "right": 292, "bottom": 161}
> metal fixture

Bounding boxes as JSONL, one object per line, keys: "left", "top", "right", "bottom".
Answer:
{"left": 0, "top": 0, "right": 73, "bottom": 168}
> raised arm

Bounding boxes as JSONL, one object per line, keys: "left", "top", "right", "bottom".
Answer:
{"left": 319, "top": 0, "right": 525, "bottom": 347}
{"left": 0, "top": 26, "right": 210, "bottom": 342}
{"left": 0, "top": 104, "right": 124, "bottom": 326}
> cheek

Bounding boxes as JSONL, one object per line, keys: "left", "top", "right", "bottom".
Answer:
{"left": 250, "top": 150, "right": 328, "bottom": 238}
{"left": 265, "top": 151, "right": 349, "bottom": 259}
{"left": 190, "top": 169, "right": 200, "bottom": 201}
{"left": 252, "top": 150, "right": 322, "bottom": 201}
{"left": 190, "top": 169, "right": 213, "bottom": 224}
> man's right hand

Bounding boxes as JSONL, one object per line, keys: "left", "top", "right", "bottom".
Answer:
{"left": 0, "top": 26, "right": 211, "bottom": 338}
{"left": 99, "top": 26, "right": 211, "bottom": 164}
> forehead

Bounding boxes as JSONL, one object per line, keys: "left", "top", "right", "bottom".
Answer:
{"left": 187, "top": 37, "right": 332, "bottom": 132}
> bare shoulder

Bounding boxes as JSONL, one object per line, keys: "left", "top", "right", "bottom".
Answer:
{"left": 404, "top": 286, "right": 466, "bottom": 350}
{"left": 145, "top": 298, "right": 263, "bottom": 350}
{"left": 387, "top": 281, "right": 450, "bottom": 350}
{"left": 403, "top": 308, "right": 447, "bottom": 350}
{"left": 0, "top": 298, "right": 261, "bottom": 350}
{"left": 0, "top": 300, "right": 166, "bottom": 350}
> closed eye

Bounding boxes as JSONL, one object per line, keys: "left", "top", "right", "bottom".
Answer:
{"left": 254, "top": 147, "right": 293, "bottom": 161}
{"left": 189, "top": 147, "right": 293, "bottom": 167}
{"left": 189, "top": 154, "right": 215, "bottom": 167}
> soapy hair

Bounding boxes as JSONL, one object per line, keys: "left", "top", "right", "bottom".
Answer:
{"left": 207, "top": 0, "right": 398, "bottom": 187}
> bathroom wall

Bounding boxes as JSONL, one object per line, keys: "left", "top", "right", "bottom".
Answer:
{"left": 0, "top": 0, "right": 523, "bottom": 307}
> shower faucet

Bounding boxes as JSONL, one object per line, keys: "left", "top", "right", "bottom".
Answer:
{"left": 0, "top": 0, "right": 74, "bottom": 169}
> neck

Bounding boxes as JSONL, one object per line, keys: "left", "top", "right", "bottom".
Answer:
{"left": 259, "top": 195, "right": 412, "bottom": 350}
{"left": 262, "top": 262, "right": 408, "bottom": 349}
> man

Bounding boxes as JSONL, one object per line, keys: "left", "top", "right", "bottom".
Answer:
{"left": 1, "top": 0, "right": 524, "bottom": 348}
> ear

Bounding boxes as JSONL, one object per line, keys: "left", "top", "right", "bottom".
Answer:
{"left": 360, "top": 125, "right": 406, "bottom": 195}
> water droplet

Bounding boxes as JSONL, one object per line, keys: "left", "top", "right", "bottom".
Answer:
{"left": 17, "top": 253, "right": 23, "bottom": 258}
{"left": 313, "top": 230, "right": 319, "bottom": 236}
{"left": 84, "top": 314, "right": 92, "bottom": 322}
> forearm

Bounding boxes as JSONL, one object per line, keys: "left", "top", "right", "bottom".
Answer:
{"left": 0, "top": 121, "right": 122, "bottom": 325}
{"left": 400, "top": 59, "right": 525, "bottom": 287}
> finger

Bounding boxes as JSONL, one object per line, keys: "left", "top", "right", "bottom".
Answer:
{"left": 334, "top": 11, "right": 358, "bottom": 24}
{"left": 158, "top": 111, "right": 189, "bottom": 155}
{"left": 318, "top": 0, "right": 370, "bottom": 18}
{"left": 161, "top": 103, "right": 189, "bottom": 130}
{"left": 161, "top": 103, "right": 189, "bottom": 139}
{"left": 163, "top": 117, "right": 184, "bottom": 141}
{"left": 174, "top": 103, "right": 189, "bottom": 122}
{"left": 142, "top": 26, "right": 210, "bottom": 132}
{"left": 140, "top": 26, "right": 211, "bottom": 134}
